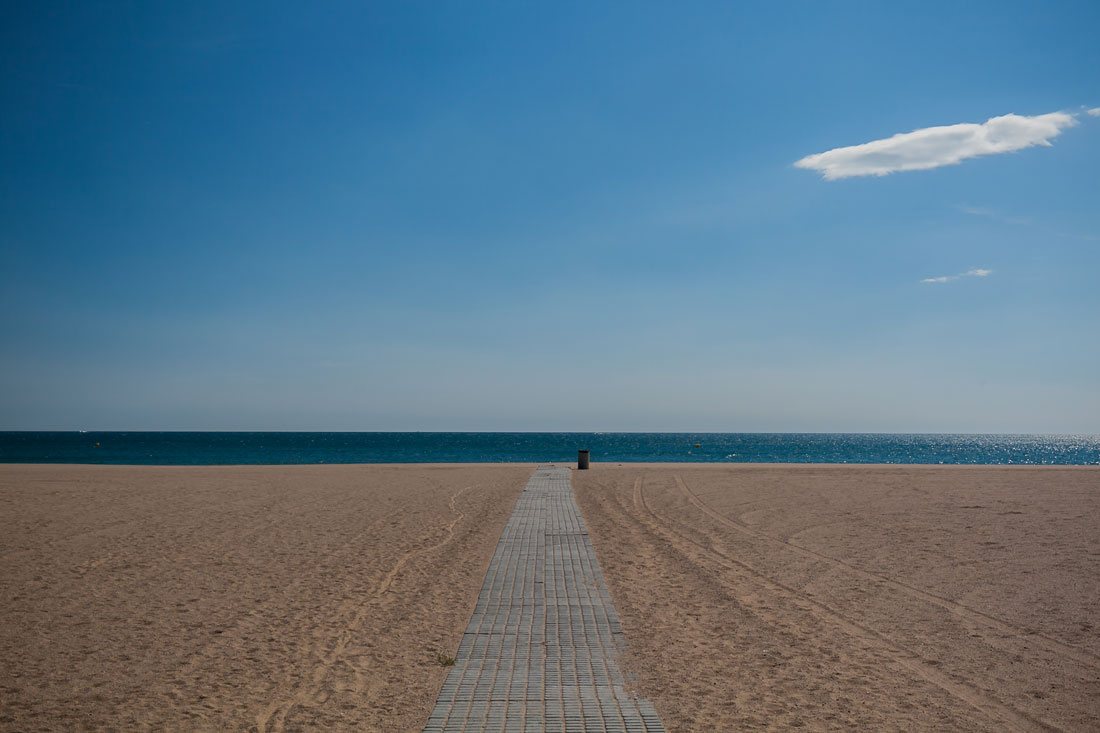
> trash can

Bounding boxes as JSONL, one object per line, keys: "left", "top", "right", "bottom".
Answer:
{"left": 577, "top": 449, "right": 590, "bottom": 470}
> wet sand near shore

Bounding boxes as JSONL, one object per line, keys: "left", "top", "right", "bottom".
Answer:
{"left": 575, "top": 464, "right": 1100, "bottom": 732}
{"left": 0, "top": 464, "right": 529, "bottom": 732}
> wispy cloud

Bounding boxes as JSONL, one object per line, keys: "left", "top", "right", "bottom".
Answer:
{"left": 955, "top": 204, "right": 1030, "bottom": 225}
{"left": 1088, "top": 108, "right": 1100, "bottom": 117}
{"left": 956, "top": 204, "right": 996, "bottom": 218}
{"left": 796, "top": 111, "right": 1078, "bottom": 180}
{"left": 921, "top": 268, "right": 993, "bottom": 284}
{"left": 954, "top": 204, "right": 1096, "bottom": 240}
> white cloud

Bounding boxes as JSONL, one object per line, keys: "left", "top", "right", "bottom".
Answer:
{"left": 921, "top": 268, "right": 993, "bottom": 284}
{"left": 1088, "top": 107, "right": 1100, "bottom": 117}
{"left": 796, "top": 111, "right": 1078, "bottom": 180}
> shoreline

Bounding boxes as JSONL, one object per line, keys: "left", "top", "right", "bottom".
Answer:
{"left": 4, "top": 461, "right": 1099, "bottom": 467}
{"left": 4, "top": 433, "right": 1096, "bottom": 468}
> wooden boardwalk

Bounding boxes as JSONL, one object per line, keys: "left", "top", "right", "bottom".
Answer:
{"left": 424, "top": 465, "right": 665, "bottom": 732}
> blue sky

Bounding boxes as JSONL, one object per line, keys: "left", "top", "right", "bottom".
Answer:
{"left": 2, "top": 1, "right": 1098, "bottom": 432}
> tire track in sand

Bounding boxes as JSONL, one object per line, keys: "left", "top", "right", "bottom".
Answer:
{"left": 673, "top": 473, "right": 1100, "bottom": 672}
{"left": 254, "top": 485, "right": 473, "bottom": 733}
{"left": 632, "top": 477, "right": 1056, "bottom": 733}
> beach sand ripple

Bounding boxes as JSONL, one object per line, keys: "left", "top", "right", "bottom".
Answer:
{"left": 576, "top": 464, "right": 1100, "bottom": 732}
{"left": 0, "top": 464, "right": 529, "bottom": 732}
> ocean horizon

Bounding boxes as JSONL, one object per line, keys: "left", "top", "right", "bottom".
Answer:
{"left": 1, "top": 432, "right": 1097, "bottom": 466}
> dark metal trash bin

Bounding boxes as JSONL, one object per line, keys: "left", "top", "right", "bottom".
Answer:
{"left": 577, "top": 449, "right": 590, "bottom": 470}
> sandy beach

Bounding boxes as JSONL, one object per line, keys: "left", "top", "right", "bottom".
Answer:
{"left": 575, "top": 464, "right": 1100, "bottom": 731}
{"left": 0, "top": 464, "right": 529, "bottom": 731}
{"left": 2, "top": 463, "right": 1099, "bottom": 732}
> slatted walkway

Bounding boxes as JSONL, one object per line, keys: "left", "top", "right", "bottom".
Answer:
{"left": 424, "top": 465, "right": 666, "bottom": 732}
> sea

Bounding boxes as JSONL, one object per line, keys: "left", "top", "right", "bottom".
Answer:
{"left": 0, "top": 432, "right": 1097, "bottom": 465}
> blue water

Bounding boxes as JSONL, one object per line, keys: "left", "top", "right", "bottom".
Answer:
{"left": 0, "top": 432, "right": 1097, "bottom": 465}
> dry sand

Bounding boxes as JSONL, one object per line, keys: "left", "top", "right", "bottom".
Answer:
{"left": 5, "top": 463, "right": 1098, "bottom": 732}
{"left": 0, "top": 464, "right": 530, "bottom": 732}
{"left": 575, "top": 464, "right": 1100, "bottom": 732}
